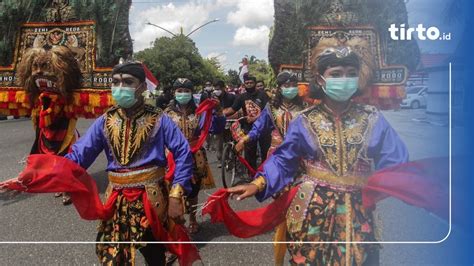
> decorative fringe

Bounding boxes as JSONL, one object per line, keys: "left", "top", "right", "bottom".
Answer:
{"left": 0, "top": 89, "right": 29, "bottom": 116}
{"left": 370, "top": 85, "right": 405, "bottom": 99}
{"left": 195, "top": 191, "right": 226, "bottom": 218}
{"left": 0, "top": 88, "right": 114, "bottom": 119}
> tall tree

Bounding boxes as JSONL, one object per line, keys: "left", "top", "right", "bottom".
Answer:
{"left": 247, "top": 56, "right": 276, "bottom": 87}
{"left": 225, "top": 69, "right": 241, "bottom": 87}
{"left": 269, "top": 0, "right": 420, "bottom": 73}
{"left": 0, "top": 0, "right": 133, "bottom": 67}
{"left": 134, "top": 35, "right": 225, "bottom": 87}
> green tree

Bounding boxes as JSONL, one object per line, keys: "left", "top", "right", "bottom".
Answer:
{"left": 247, "top": 56, "right": 276, "bottom": 88}
{"left": 203, "top": 57, "right": 226, "bottom": 82}
{"left": 225, "top": 69, "right": 240, "bottom": 87}
{"left": 269, "top": 0, "right": 420, "bottom": 73}
{"left": 134, "top": 35, "right": 225, "bottom": 88}
{"left": 0, "top": 0, "right": 132, "bottom": 67}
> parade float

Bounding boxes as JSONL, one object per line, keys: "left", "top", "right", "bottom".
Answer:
{"left": 0, "top": 0, "right": 133, "bottom": 118}
{"left": 271, "top": 0, "right": 420, "bottom": 110}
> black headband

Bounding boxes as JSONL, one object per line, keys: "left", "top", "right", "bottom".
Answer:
{"left": 112, "top": 62, "right": 146, "bottom": 82}
{"left": 173, "top": 78, "right": 194, "bottom": 90}
{"left": 317, "top": 52, "right": 360, "bottom": 75}
{"left": 276, "top": 71, "right": 298, "bottom": 86}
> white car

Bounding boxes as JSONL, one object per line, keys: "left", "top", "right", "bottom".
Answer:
{"left": 401, "top": 86, "right": 428, "bottom": 109}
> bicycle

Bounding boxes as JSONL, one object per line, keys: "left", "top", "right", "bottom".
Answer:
{"left": 220, "top": 117, "right": 250, "bottom": 188}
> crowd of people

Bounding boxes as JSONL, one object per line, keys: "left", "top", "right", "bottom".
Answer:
{"left": 1, "top": 35, "right": 413, "bottom": 266}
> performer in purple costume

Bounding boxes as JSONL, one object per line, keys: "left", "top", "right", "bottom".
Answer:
{"left": 229, "top": 37, "right": 409, "bottom": 265}
{"left": 65, "top": 62, "right": 196, "bottom": 265}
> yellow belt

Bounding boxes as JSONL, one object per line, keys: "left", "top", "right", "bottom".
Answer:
{"left": 108, "top": 167, "right": 165, "bottom": 188}
{"left": 305, "top": 168, "right": 368, "bottom": 189}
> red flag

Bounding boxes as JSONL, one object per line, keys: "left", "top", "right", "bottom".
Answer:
{"left": 142, "top": 63, "right": 159, "bottom": 92}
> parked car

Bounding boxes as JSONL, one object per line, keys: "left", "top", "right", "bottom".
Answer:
{"left": 401, "top": 86, "right": 428, "bottom": 109}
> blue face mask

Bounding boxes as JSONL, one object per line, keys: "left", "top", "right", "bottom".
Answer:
{"left": 322, "top": 77, "right": 359, "bottom": 102}
{"left": 281, "top": 86, "right": 299, "bottom": 99}
{"left": 111, "top": 86, "right": 138, "bottom": 108}
{"left": 175, "top": 92, "right": 192, "bottom": 105}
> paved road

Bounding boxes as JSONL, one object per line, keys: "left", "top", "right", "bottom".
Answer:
{"left": 0, "top": 109, "right": 464, "bottom": 265}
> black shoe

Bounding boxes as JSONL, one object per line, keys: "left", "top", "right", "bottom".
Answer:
{"left": 62, "top": 195, "right": 72, "bottom": 205}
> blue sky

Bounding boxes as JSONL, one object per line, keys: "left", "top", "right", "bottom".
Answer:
{"left": 406, "top": 0, "right": 464, "bottom": 54}
{"left": 130, "top": 0, "right": 273, "bottom": 71}
{"left": 129, "top": 0, "right": 464, "bottom": 71}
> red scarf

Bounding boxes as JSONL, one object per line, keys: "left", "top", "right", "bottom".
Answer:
{"left": 36, "top": 92, "right": 65, "bottom": 129}
{"left": 201, "top": 158, "right": 450, "bottom": 238}
{"left": 0, "top": 154, "right": 200, "bottom": 266}
{"left": 164, "top": 99, "right": 217, "bottom": 182}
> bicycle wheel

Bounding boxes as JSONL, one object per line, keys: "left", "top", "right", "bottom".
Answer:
{"left": 221, "top": 143, "right": 235, "bottom": 188}
{"left": 231, "top": 156, "right": 252, "bottom": 186}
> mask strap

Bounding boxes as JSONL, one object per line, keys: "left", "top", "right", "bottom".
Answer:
{"left": 318, "top": 74, "right": 328, "bottom": 94}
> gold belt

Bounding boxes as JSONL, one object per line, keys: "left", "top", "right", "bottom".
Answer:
{"left": 108, "top": 166, "right": 165, "bottom": 188}
{"left": 305, "top": 168, "right": 368, "bottom": 189}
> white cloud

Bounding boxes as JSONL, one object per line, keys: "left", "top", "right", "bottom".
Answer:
{"left": 206, "top": 51, "right": 228, "bottom": 68}
{"left": 129, "top": 0, "right": 274, "bottom": 61}
{"left": 226, "top": 0, "right": 274, "bottom": 27}
{"left": 215, "top": 0, "right": 240, "bottom": 7}
{"left": 131, "top": 2, "right": 217, "bottom": 51}
{"left": 232, "top": 26, "right": 270, "bottom": 51}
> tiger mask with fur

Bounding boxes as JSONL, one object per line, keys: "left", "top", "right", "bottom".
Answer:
{"left": 17, "top": 46, "right": 82, "bottom": 106}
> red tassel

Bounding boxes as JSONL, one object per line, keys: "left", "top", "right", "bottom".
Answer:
{"left": 389, "top": 86, "right": 397, "bottom": 98}
{"left": 79, "top": 92, "right": 89, "bottom": 106}
{"left": 99, "top": 92, "right": 109, "bottom": 107}
{"left": 7, "top": 90, "right": 16, "bottom": 103}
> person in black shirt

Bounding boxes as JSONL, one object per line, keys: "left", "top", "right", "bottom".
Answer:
{"left": 211, "top": 80, "right": 236, "bottom": 165}
{"left": 256, "top": 80, "right": 265, "bottom": 92}
{"left": 199, "top": 80, "right": 214, "bottom": 103}
{"left": 156, "top": 85, "right": 173, "bottom": 109}
{"left": 212, "top": 80, "right": 236, "bottom": 110}
{"left": 223, "top": 75, "right": 270, "bottom": 173}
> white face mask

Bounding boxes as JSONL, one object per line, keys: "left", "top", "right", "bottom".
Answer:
{"left": 213, "top": 89, "right": 222, "bottom": 97}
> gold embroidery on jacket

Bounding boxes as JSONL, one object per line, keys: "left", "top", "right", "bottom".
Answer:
{"left": 165, "top": 108, "right": 199, "bottom": 141}
{"left": 104, "top": 107, "right": 161, "bottom": 166}
{"left": 270, "top": 103, "right": 304, "bottom": 138}
{"left": 303, "top": 104, "right": 377, "bottom": 176}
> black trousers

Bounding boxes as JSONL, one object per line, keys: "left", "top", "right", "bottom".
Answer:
{"left": 244, "top": 133, "right": 271, "bottom": 171}
{"left": 139, "top": 230, "right": 166, "bottom": 265}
